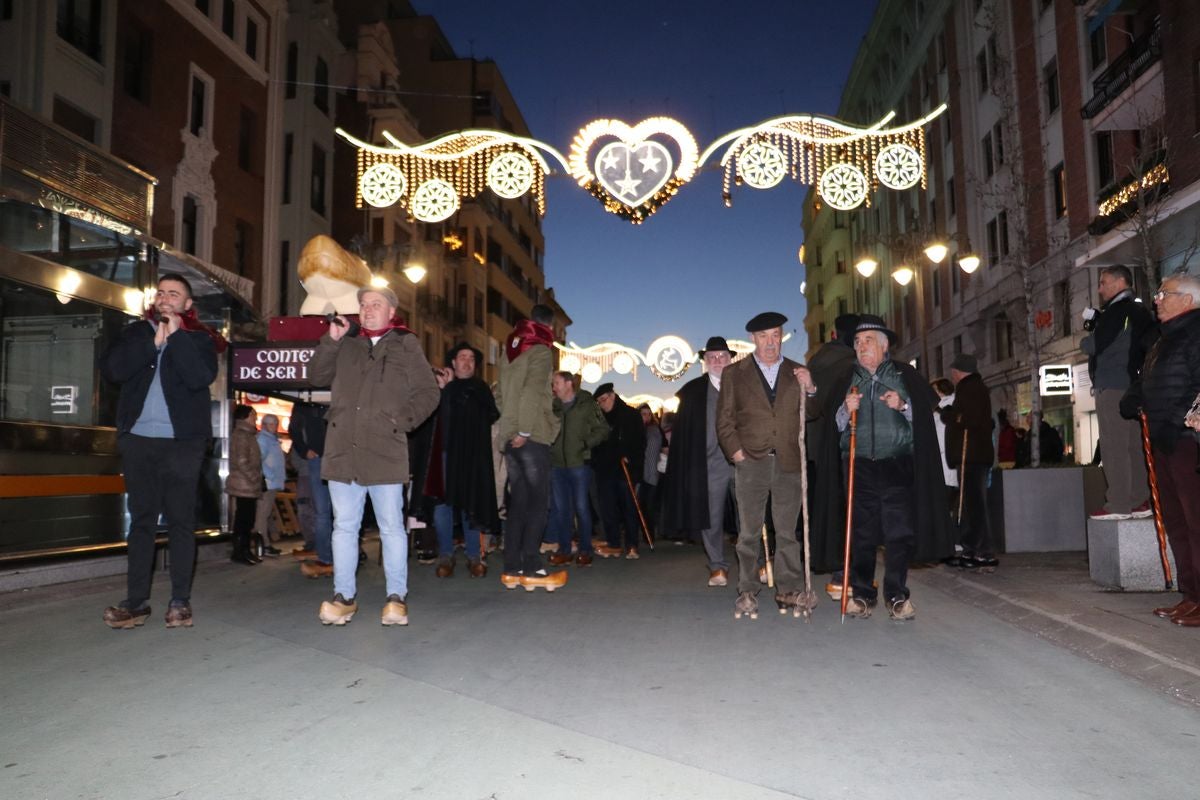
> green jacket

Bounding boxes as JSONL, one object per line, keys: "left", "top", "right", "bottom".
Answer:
{"left": 551, "top": 390, "right": 609, "bottom": 468}
{"left": 496, "top": 344, "right": 559, "bottom": 447}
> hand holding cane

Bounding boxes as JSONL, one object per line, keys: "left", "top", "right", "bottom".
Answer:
{"left": 1139, "top": 411, "right": 1174, "bottom": 590}
{"left": 841, "top": 388, "right": 859, "bottom": 623}
{"left": 957, "top": 429, "right": 969, "bottom": 525}
{"left": 620, "top": 457, "right": 654, "bottom": 552}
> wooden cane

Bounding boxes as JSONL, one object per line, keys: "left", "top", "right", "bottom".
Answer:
{"left": 760, "top": 523, "right": 774, "bottom": 588}
{"left": 620, "top": 457, "right": 655, "bottom": 551}
{"left": 956, "top": 429, "right": 969, "bottom": 525}
{"left": 799, "top": 389, "right": 814, "bottom": 622}
{"left": 840, "top": 388, "right": 859, "bottom": 623}
{"left": 1139, "top": 412, "right": 1174, "bottom": 590}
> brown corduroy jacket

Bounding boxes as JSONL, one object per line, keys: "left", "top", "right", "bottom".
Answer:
{"left": 716, "top": 355, "right": 806, "bottom": 472}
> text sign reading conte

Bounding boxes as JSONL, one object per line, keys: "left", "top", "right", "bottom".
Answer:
{"left": 232, "top": 345, "right": 320, "bottom": 390}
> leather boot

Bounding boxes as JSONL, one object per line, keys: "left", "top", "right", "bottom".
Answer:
{"left": 231, "top": 532, "right": 259, "bottom": 565}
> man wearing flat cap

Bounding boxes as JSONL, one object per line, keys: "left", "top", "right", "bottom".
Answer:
{"left": 942, "top": 352, "right": 998, "bottom": 570}
{"left": 812, "top": 315, "right": 952, "bottom": 620}
{"left": 309, "top": 285, "right": 441, "bottom": 626}
{"left": 661, "top": 336, "right": 737, "bottom": 586}
{"left": 592, "top": 383, "right": 647, "bottom": 558}
{"left": 716, "top": 312, "right": 817, "bottom": 618}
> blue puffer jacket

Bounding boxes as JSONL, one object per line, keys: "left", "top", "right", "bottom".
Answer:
{"left": 1122, "top": 309, "right": 1200, "bottom": 453}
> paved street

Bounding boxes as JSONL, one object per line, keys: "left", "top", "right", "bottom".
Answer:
{"left": 2, "top": 543, "right": 1199, "bottom": 800}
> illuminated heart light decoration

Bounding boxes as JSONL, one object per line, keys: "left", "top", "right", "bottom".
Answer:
{"left": 568, "top": 117, "right": 698, "bottom": 224}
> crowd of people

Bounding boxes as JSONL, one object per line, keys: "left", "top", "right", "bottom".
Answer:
{"left": 98, "top": 266, "right": 1200, "bottom": 631}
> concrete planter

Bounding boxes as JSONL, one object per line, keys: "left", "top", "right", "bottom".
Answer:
{"left": 1088, "top": 517, "right": 1178, "bottom": 592}
{"left": 995, "top": 466, "right": 1095, "bottom": 553}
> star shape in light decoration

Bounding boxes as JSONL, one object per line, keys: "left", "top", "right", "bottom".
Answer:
{"left": 600, "top": 149, "right": 621, "bottom": 171}
{"left": 615, "top": 174, "right": 642, "bottom": 197}
{"left": 638, "top": 147, "right": 662, "bottom": 173}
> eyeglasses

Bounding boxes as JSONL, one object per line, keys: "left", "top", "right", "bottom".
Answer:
{"left": 1154, "top": 290, "right": 1188, "bottom": 301}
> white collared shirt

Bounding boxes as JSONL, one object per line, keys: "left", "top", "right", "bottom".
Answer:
{"left": 753, "top": 355, "right": 782, "bottom": 390}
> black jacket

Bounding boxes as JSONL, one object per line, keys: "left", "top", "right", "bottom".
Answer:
{"left": 941, "top": 372, "right": 995, "bottom": 467}
{"left": 1122, "top": 308, "right": 1200, "bottom": 453}
{"left": 592, "top": 397, "right": 645, "bottom": 480}
{"left": 290, "top": 401, "right": 328, "bottom": 457}
{"left": 659, "top": 375, "right": 717, "bottom": 534}
{"left": 100, "top": 320, "right": 217, "bottom": 440}
{"left": 1087, "top": 291, "right": 1157, "bottom": 385}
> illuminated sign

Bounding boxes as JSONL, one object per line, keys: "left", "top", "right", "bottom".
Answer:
{"left": 50, "top": 385, "right": 78, "bottom": 414}
{"left": 232, "top": 344, "right": 322, "bottom": 390}
{"left": 1039, "top": 365, "right": 1074, "bottom": 396}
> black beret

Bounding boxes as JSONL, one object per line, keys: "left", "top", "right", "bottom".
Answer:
{"left": 745, "top": 311, "right": 788, "bottom": 332}
{"left": 594, "top": 382, "right": 615, "bottom": 398}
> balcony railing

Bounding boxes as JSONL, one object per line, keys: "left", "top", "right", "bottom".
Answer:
{"left": 1081, "top": 18, "right": 1162, "bottom": 120}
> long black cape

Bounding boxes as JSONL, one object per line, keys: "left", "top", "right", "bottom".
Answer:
{"left": 659, "top": 375, "right": 714, "bottom": 534}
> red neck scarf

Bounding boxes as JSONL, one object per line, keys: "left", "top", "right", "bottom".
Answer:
{"left": 506, "top": 319, "right": 555, "bottom": 362}
{"left": 359, "top": 315, "right": 412, "bottom": 339}
{"left": 146, "top": 307, "right": 228, "bottom": 353}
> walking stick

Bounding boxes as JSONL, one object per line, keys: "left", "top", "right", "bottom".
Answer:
{"left": 620, "top": 457, "right": 655, "bottom": 551}
{"left": 798, "top": 389, "right": 814, "bottom": 622}
{"left": 760, "top": 523, "right": 774, "bottom": 588}
{"left": 840, "top": 388, "right": 859, "bottom": 624}
{"left": 957, "top": 429, "right": 969, "bottom": 525}
{"left": 1139, "top": 412, "right": 1174, "bottom": 590}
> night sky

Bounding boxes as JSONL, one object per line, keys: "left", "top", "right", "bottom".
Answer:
{"left": 413, "top": 0, "right": 881, "bottom": 400}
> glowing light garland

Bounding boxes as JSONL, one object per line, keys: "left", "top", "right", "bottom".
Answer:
{"left": 1098, "top": 164, "right": 1169, "bottom": 217}
{"left": 555, "top": 334, "right": 791, "bottom": 384}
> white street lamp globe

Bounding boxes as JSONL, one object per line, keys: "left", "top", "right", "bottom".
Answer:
{"left": 403, "top": 264, "right": 427, "bottom": 284}
{"left": 924, "top": 243, "right": 949, "bottom": 264}
{"left": 855, "top": 257, "right": 878, "bottom": 278}
{"left": 581, "top": 362, "right": 603, "bottom": 384}
{"left": 957, "top": 254, "right": 981, "bottom": 274}
{"left": 892, "top": 266, "right": 915, "bottom": 286}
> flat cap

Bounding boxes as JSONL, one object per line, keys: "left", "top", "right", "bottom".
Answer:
{"left": 745, "top": 311, "right": 788, "bottom": 332}
{"left": 594, "top": 382, "right": 615, "bottom": 398}
{"left": 950, "top": 353, "right": 979, "bottom": 373}
{"left": 357, "top": 285, "right": 399, "bottom": 309}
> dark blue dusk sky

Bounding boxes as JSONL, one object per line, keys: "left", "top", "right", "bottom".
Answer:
{"left": 414, "top": 0, "right": 880, "bottom": 399}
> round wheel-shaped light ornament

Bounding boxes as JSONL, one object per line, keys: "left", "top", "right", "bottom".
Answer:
{"left": 817, "top": 163, "right": 868, "bottom": 210}
{"left": 612, "top": 351, "right": 635, "bottom": 375}
{"left": 486, "top": 152, "right": 535, "bottom": 199}
{"left": 360, "top": 163, "right": 407, "bottom": 208}
{"left": 874, "top": 143, "right": 923, "bottom": 190}
{"left": 410, "top": 179, "right": 460, "bottom": 223}
{"left": 736, "top": 142, "right": 786, "bottom": 189}
{"left": 581, "top": 362, "right": 603, "bottom": 384}
{"left": 559, "top": 354, "right": 582, "bottom": 374}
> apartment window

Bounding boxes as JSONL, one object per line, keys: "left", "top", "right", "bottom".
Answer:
{"left": 195, "top": 0, "right": 209, "bottom": 16}
{"left": 310, "top": 144, "right": 327, "bottom": 216}
{"left": 233, "top": 219, "right": 251, "bottom": 276}
{"left": 838, "top": 299, "right": 848, "bottom": 317}
{"left": 952, "top": 260, "right": 960, "bottom": 293}
{"left": 1056, "top": 280, "right": 1072, "bottom": 337}
{"left": 944, "top": 116, "right": 953, "bottom": 148}
{"left": 819, "top": 323, "right": 827, "bottom": 343}
{"left": 3, "top": 0, "right": 15, "bottom": 19}
{"left": 1040, "top": 0, "right": 1052, "bottom": 13}
{"left": 946, "top": 179, "right": 956, "bottom": 217}
{"left": 1096, "top": 131, "right": 1113, "bottom": 189}
{"left": 474, "top": 290, "right": 484, "bottom": 328}
{"left": 998, "top": 211, "right": 1010, "bottom": 257}
{"left": 222, "top": 0, "right": 235, "bottom": 38}
{"left": 993, "top": 121, "right": 1005, "bottom": 167}
{"left": 52, "top": 97, "right": 98, "bottom": 143}
{"left": 237, "top": 106, "right": 255, "bottom": 172}
{"left": 986, "top": 217, "right": 999, "bottom": 268}
{"left": 977, "top": 48, "right": 990, "bottom": 93}
{"left": 1051, "top": 163, "right": 1067, "bottom": 219}
{"left": 995, "top": 316, "right": 1014, "bottom": 360}
{"left": 932, "top": 263, "right": 942, "bottom": 309}
{"left": 282, "top": 133, "right": 293, "bottom": 204}
{"left": 983, "top": 132, "right": 995, "bottom": 177}
{"left": 1089, "top": 25, "right": 1107, "bottom": 71}
{"left": 0, "top": 82, "right": 9, "bottom": 97}
{"left": 279, "top": 240, "right": 290, "bottom": 315}
{"left": 1194, "top": 59, "right": 1200, "bottom": 133}
{"left": 244, "top": 16, "right": 258, "bottom": 60}
{"left": 121, "top": 23, "right": 153, "bottom": 103}
{"left": 936, "top": 32, "right": 946, "bottom": 72}
{"left": 285, "top": 42, "right": 297, "bottom": 99}
{"left": 314, "top": 57, "right": 329, "bottom": 114}
{"left": 954, "top": 335, "right": 963, "bottom": 356}
{"left": 1044, "top": 58, "right": 1060, "bottom": 114}
{"left": 935, "top": 344, "right": 944, "bottom": 376}
{"left": 57, "top": 0, "right": 103, "bottom": 62}
{"left": 188, "top": 68, "right": 213, "bottom": 138}
{"left": 987, "top": 34, "right": 997, "bottom": 72}
{"left": 181, "top": 196, "right": 199, "bottom": 255}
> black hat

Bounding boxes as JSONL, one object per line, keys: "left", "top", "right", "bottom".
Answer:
{"left": 950, "top": 353, "right": 978, "bottom": 373}
{"left": 594, "top": 382, "right": 615, "bottom": 398}
{"left": 855, "top": 314, "right": 897, "bottom": 345}
{"left": 445, "top": 341, "right": 483, "bottom": 368}
{"left": 699, "top": 336, "right": 732, "bottom": 357}
{"left": 833, "top": 313, "right": 861, "bottom": 342}
{"left": 745, "top": 311, "right": 788, "bottom": 332}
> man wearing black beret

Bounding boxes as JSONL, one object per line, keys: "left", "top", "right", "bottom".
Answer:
{"left": 716, "top": 312, "right": 817, "bottom": 618}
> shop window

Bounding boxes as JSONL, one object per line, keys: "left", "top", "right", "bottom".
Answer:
{"left": 57, "top": 0, "right": 103, "bottom": 63}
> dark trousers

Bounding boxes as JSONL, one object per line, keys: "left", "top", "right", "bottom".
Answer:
{"left": 959, "top": 463, "right": 994, "bottom": 557}
{"left": 1152, "top": 439, "right": 1200, "bottom": 602}
{"left": 119, "top": 434, "right": 207, "bottom": 607}
{"left": 233, "top": 496, "right": 257, "bottom": 538}
{"left": 848, "top": 457, "right": 916, "bottom": 603}
{"left": 503, "top": 441, "right": 551, "bottom": 574}
{"left": 598, "top": 473, "right": 640, "bottom": 550}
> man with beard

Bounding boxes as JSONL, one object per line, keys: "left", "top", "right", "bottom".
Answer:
{"left": 813, "top": 315, "right": 952, "bottom": 620}
{"left": 716, "top": 312, "right": 817, "bottom": 619}
{"left": 660, "top": 336, "right": 736, "bottom": 586}
{"left": 592, "top": 384, "right": 647, "bottom": 559}
{"left": 423, "top": 343, "right": 500, "bottom": 579}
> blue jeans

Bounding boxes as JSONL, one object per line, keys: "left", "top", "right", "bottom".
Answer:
{"left": 550, "top": 465, "right": 594, "bottom": 554}
{"left": 308, "top": 455, "right": 333, "bottom": 564}
{"left": 328, "top": 480, "right": 408, "bottom": 600}
{"left": 434, "top": 504, "right": 480, "bottom": 561}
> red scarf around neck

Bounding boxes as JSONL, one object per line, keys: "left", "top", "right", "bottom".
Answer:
{"left": 146, "top": 307, "right": 228, "bottom": 353}
{"left": 358, "top": 315, "right": 412, "bottom": 339}
{"left": 506, "top": 319, "right": 554, "bottom": 362}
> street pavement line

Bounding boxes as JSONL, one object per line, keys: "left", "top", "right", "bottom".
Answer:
{"left": 953, "top": 575, "right": 1200, "bottom": 680}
